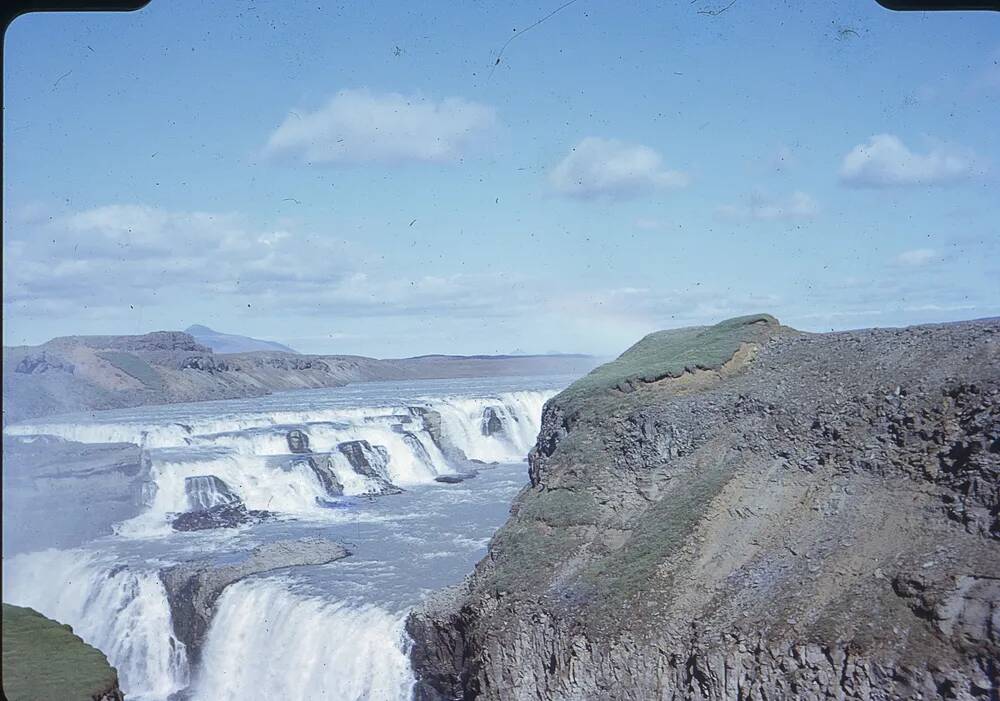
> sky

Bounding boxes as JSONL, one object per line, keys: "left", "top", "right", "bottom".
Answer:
{"left": 3, "top": 0, "right": 998, "bottom": 357}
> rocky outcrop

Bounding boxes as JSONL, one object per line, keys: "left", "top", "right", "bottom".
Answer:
{"left": 411, "top": 406, "right": 469, "bottom": 463}
{"left": 2, "top": 604, "right": 125, "bottom": 701}
{"left": 14, "top": 351, "right": 74, "bottom": 375}
{"left": 286, "top": 428, "right": 311, "bottom": 453}
{"left": 338, "top": 440, "right": 402, "bottom": 494}
{"left": 481, "top": 407, "right": 504, "bottom": 437}
{"left": 184, "top": 475, "right": 241, "bottom": 511}
{"left": 171, "top": 503, "right": 273, "bottom": 531}
{"left": 435, "top": 472, "right": 477, "bottom": 484}
{"left": 284, "top": 429, "right": 345, "bottom": 497}
{"left": 159, "top": 538, "right": 350, "bottom": 663}
{"left": 408, "top": 315, "right": 1000, "bottom": 700}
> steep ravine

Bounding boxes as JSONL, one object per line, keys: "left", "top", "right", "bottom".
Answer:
{"left": 408, "top": 315, "right": 1000, "bottom": 700}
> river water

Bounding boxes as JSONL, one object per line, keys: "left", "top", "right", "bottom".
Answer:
{"left": 2, "top": 375, "right": 571, "bottom": 700}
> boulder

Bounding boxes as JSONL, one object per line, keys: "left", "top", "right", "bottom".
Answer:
{"left": 480, "top": 406, "right": 504, "bottom": 436}
{"left": 337, "top": 440, "right": 401, "bottom": 494}
{"left": 434, "top": 472, "right": 477, "bottom": 484}
{"left": 171, "top": 503, "right": 272, "bottom": 531}
{"left": 286, "top": 428, "right": 310, "bottom": 454}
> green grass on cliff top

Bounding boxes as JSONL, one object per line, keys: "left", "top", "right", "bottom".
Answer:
{"left": 2, "top": 604, "right": 119, "bottom": 701}
{"left": 557, "top": 314, "right": 778, "bottom": 409}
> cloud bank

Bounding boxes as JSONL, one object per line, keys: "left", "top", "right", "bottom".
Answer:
{"left": 2, "top": 204, "right": 538, "bottom": 324}
{"left": 549, "top": 137, "right": 689, "bottom": 200}
{"left": 839, "top": 134, "right": 977, "bottom": 188}
{"left": 264, "top": 89, "right": 497, "bottom": 165}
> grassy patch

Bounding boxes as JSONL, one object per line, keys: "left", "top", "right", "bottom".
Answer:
{"left": 97, "top": 350, "right": 163, "bottom": 389}
{"left": 557, "top": 314, "right": 776, "bottom": 410}
{"left": 518, "top": 488, "right": 600, "bottom": 527}
{"left": 490, "top": 522, "right": 585, "bottom": 594}
{"left": 584, "top": 457, "right": 735, "bottom": 608}
{"left": 2, "top": 604, "right": 119, "bottom": 701}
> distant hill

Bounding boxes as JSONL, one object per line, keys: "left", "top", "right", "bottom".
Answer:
{"left": 185, "top": 325, "right": 298, "bottom": 354}
{"left": 2, "top": 330, "right": 601, "bottom": 423}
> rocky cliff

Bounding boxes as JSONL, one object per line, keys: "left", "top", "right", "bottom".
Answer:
{"left": 408, "top": 315, "right": 1000, "bottom": 700}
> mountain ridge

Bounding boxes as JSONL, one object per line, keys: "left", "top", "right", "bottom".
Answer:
{"left": 2, "top": 330, "right": 600, "bottom": 424}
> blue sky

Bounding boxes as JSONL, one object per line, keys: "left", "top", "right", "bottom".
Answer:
{"left": 3, "top": 0, "right": 998, "bottom": 356}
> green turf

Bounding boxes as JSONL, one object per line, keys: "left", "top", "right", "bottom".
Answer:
{"left": 556, "top": 313, "right": 777, "bottom": 410}
{"left": 2, "top": 604, "right": 120, "bottom": 701}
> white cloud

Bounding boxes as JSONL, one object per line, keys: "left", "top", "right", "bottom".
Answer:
{"left": 264, "top": 89, "right": 497, "bottom": 164}
{"left": 3, "top": 204, "right": 360, "bottom": 314}
{"left": 718, "top": 191, "right": 819, "bottom": 221}
{"left": 2, "top": 204, "right": 543, "bottom": 324}
{"left": 893, "top": 248, "right": 939, "bottom": 266}
{"left": 839, "top": 134, "right": 977, "bottom": 187}
{"left": 549, "top": 137, "right": 689, "bottom": 200}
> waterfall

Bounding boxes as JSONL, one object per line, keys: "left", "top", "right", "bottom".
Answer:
{"left": 185, "top": 475, "right": 240, "bottom": 511}
{"left": 430, "top": 390, "right": 551, "bottom": 463}
{"left": 192, "top": 578, "right": 414, "bottom": 701}
{"left": 2, "top": 549, "right": 190, "bottom": 701}
{"left": 1, "top": 380, "right": 565, "bottom": 701}
{"left": 6, "top": 389, "right": 557, "bottom": 531}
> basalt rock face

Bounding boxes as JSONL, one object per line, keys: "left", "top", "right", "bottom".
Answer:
{"left": 408, "top": 315, "right": 1000, "bottom": 701}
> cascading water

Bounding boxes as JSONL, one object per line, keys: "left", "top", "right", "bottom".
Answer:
{"left": 430, "top": 390, "right": 551, "bottom": 463}
{"left": 2, "top": 549, "right": 190, "bottom": 701}
{"left": 1, "top": 376, "right": 571, "bottom": 701}
{"left": 185, "top": 475, "right": 241, "bottom": 511}
{"left": 192, "top": 578, "right": 414, "bottom": 701}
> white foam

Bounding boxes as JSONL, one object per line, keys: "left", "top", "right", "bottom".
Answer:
{"left": 5, "top": 389, "right": 556, "bottom": 521}
{"left": 192, "top": 577, "right": 414, "bottom": 701}
{"left": 430, "top": 390, "right": 551, "bottom": 463}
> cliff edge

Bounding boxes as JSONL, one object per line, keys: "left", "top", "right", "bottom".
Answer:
{"left": 408, "top": 315, "right": 999, "bottom": 700}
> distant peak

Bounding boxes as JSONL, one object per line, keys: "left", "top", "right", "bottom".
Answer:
{"left": 184, "top": 324, "right": 298, "bottom": 354}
